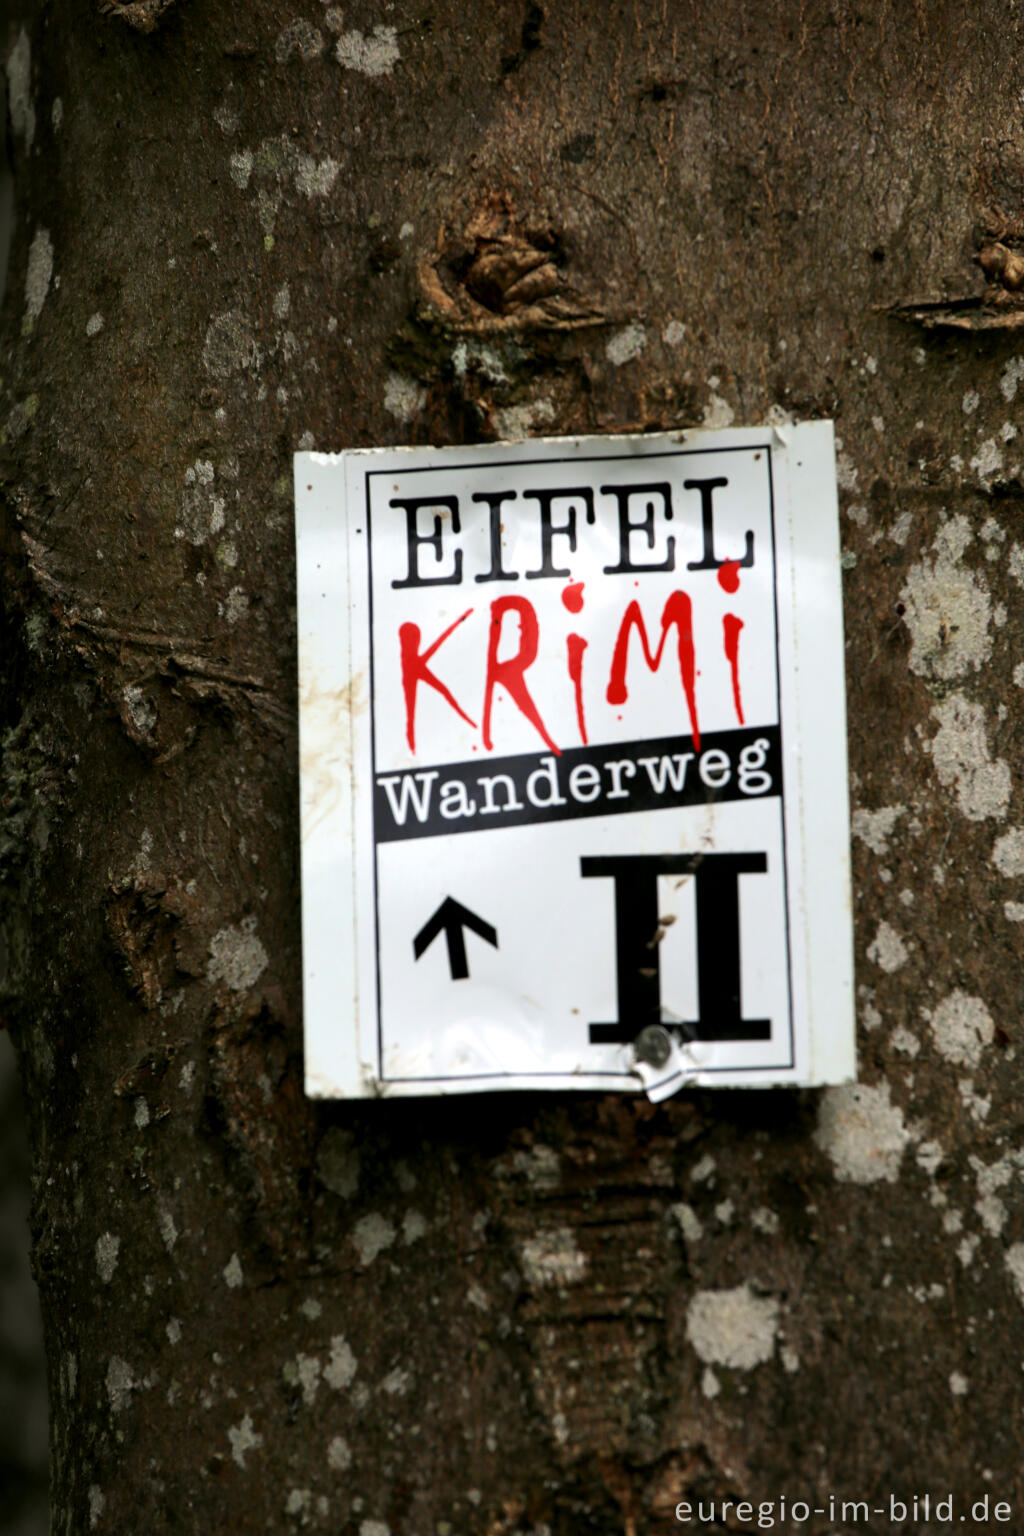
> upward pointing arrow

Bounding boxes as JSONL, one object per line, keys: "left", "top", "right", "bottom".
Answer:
{"left": 413, "top": 897, "right": 498, "bottom": 981}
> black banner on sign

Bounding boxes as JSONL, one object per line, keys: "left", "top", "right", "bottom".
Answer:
{"left": 374, "top": 725, "right": 783, "bottom": 843}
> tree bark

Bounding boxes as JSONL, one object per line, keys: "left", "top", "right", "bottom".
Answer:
{"left": 4, "top": 1, "right": 1024, "bottom": 1532}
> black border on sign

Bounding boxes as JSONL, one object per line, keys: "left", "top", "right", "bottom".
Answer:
{"left": 361, "top": 442, "right": 796, "bottom": 1084}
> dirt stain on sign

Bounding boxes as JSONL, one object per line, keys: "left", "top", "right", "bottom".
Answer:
{"left": 299, "top": 668, "right": 368, "bottom": 838}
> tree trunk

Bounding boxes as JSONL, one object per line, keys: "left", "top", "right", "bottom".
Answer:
{"left": 0, "top": 1031, "right": 48, "bottom": 1536}
{"left": 4, "top": 1, "right": 1024, "bottom": 1531}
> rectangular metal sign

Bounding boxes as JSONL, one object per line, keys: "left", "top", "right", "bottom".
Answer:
{"left": 295, "top": 425, "right": 855, "bottom": 1099}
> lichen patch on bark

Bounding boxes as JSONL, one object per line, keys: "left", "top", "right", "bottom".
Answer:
{"left": 686, "top": 1284, "right": 779, "bottom": 1370}
{"left": 814, "top": 1083, "right": 910, "bottom": 1184}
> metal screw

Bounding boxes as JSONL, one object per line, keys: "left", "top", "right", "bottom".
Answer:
{"left": 634, "top": 1024, "right": 672, "bottom": 1069}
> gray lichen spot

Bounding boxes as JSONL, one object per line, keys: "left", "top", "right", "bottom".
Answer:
{"left": 900, "top": 518, "right": 992, "bottom": 680}
{"left": 452, "top": 338, "right": 509, "bottom": 383}
{"left": 835, "top": 444, "right": 858, "bottom": 489}
{"left": 970, "top": 437, "right": 1004, "bottom": 487}
{"left": 229, "top": 149, "right": 254, "bottom": 190}
{"left": 851, "top": 805, "right": 905, "bottom": 856}
{"left": 1005, "top": 1244, "right": 1024, "bottom": 1305}
{"left": 972, "top": 1149, "right": 1013, "bottom": 1205}
{"left": 207, "top": 916, "right": 268, "bottom": 991}
{"left": 925, "top": 989, "right": 994, "bottom": 1068}
{"left": 981, "top": 515, "right": 1006, "bottom": 551}
{"left": 814, "top": 1082, "right": 909, "bottom": 1184}
{"left": 106, "top": 1356, "right": 135, "bottom": 1414}
{"left": 1001, "top": 358, "right": 1024, "bottom": 401}
{"left": 324, "top": 1335, "right": 357, "bottom": 1391}
{"left": 335, "top": 26, "right": 400, "bottom": 75}
{"left": 925, "top": 694, "right": 1010, "bottom": 821}
{"left": 202, "top": 310, "right": 260, "bottom": 377}
{"left": 466, "top": 1282, "right": 489, "bottom": 1312}
{"left": 976, "top": 1192, "right": 1006, "bottom": 1236}
{"left": 228, "top": 1412, "right": 263, "bottom": 1467}
{"left": 133, "top": 828, "right": 154, "bottom": 876}
{"left": 519, "top": 1227, "right": 587, "bottom": 1287}
{"left": 24, "top": 228, "right": 53, "bottom": 324}
{"left": 5, "top": 398, "right": 34, "bottom": 441}
{"left": 86, "top": 311, "right": 104, "bottom": 337}
{"left": 157, "top": 1204, "right": 178, "bottom": 1253}
{"left": 891, "top": 1025, "right": 920, "bottom": 1056}
{"left": 383, "top": 372, "right": 426, "bottom": 423}
{"left": 960, "top": 1078, "right": 991, "bottom": 1124}
{"left": 358, "top": 1522, "right": 391, "bottom": 1536}
{"left": 686, "top": 1284, "right": 779, "bottom": 1369}
{"left": 88, "top": 1487, "right": 105, "bottom": 1530}
{"left": 352, "top": 1212, "right": 397, "bottom": 1267}
{"left": 605, "top": 323, "right": 647, "bottom": 366}
{"left": 242, "top": 134, "right": 340, "bottom": 224}
{"left": 402, "top": 1209, "right": 428, "bottom": 1244}
{"left": 213, "top": 100, "right": 239, "bottom": 133}
{"left": 992, "top": 827, "right": 1024, "bottom": 877}
{"left": 295, "top": 155, "right": 340, "bottom": 199}
{"left": 889, "top": 509, "right": 913, "bottom": 545}
{"left": 316, "top": 1128, "right": 360, "bottom": 1198}
{"left": 294, "top": 1352, "right": 321, "bottom": 1406}
{"left": 701, "top": 378, "right": 735, "bottom": 429}
{"left": 494, "top": 398, "right": 555, "bottom": 440}
{"left": 670, "top": 1202, "right": 703, "bottom": 1243}
{"left": 867, "top": 920, "right": 909, "bottom": 974}
{"left": 95, "top": 1232, "right": 120, "bottom": 1284}
{"left": 327, "top": 1435, "right": 351, "bottom": 1471}
{"left": 7, "top": 31, "right": 35, "bottom": 150}
{"left": 958, "top": 1234, "right": 981, "bottom": 1268}
{"left": 223, "top": 1253, "right": 244, "bottom": 1289}
{"left": 166, "top": 1318, "right": 182, "bottom": 1345}
{"left": 275, "top": 19, "right": 324, "bottom": 62}
{"left": 273, "top": 282, "right": 291, "bottom": 320}
{"left": 123, "top": 684, "right": 156, "bottom": 735}
{"left": 23, "top": 612, "right": 45, "bottom": 652}
{"left": 223, "top": 586, "right": 249, "bottom": 624}
{"left": 508, "top": 1142, "right": 561, "bottom": 1188}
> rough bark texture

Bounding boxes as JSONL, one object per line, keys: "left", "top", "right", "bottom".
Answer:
{"left": 4, "top": 2, "right": 1024, "bottom": 1533}
{"left": 0, "top": 1032, "right": 48, "bottom": 1536}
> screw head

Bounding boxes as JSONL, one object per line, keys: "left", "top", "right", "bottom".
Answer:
{"left": 634, "top": 1024, "right": 672, "bottom": 1069}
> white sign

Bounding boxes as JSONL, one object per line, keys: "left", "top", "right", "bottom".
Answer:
{"left": 295, "top": 425, "right": 855, "bottom": 1099}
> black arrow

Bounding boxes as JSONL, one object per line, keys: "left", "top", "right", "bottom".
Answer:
{"left": 413, "top": 897, "right": 498, "bottom": 980}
